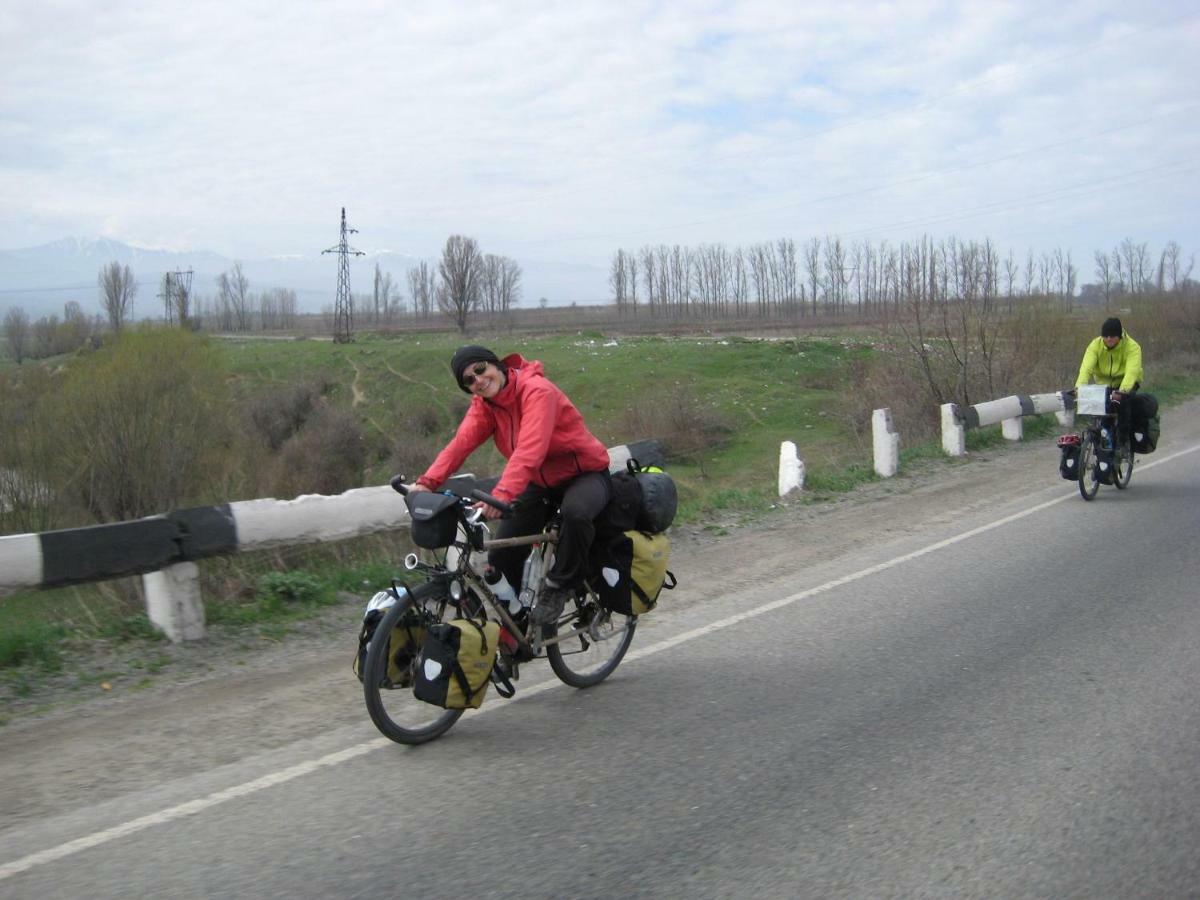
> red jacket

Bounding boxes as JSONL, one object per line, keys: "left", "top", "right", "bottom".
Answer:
{"left": 416, "top": 354, "right": 610, "bottom": 502}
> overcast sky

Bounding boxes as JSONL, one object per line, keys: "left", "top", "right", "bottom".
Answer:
{"left": 2, "top": 0, "right": 1197, "bottom": 274}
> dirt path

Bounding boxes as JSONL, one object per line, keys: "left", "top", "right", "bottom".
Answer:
{"left": 347, "top": 358, "right": 366, "bottom": 407}
{"left": 3, "top": 399, "right": 1197, "bottom": 834}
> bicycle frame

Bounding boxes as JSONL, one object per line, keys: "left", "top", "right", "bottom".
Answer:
{"left": 402, "top": 495, "right": 631, "bottom": 661}
{"left": 408, "top": 522, "right": 555, "bottom": 659}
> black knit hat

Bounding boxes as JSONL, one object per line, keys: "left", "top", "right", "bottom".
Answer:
{"left": 450, "top": 345, "right": 501, "bottom": 392}
{"left": 1101, "top": 317, "right": 1123, "bottom": 338}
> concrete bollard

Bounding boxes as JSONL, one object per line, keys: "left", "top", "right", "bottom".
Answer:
{"left": 872, "top": 408, "right": 900, "bottom": 478}
{"left": 778, "top": 441, "right": 805, "bottom": 496}
{"left": 1002, "top": 417, "right": 1023, "bottom": 441}
{"left": 941, "top": 403, "right": 966, "bottom": 457}
{"left": 144, "top": 562, "right": 206, "bottom": 642}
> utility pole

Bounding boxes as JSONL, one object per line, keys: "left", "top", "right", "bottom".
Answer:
{"left": 323, "top": 207, "right": 364, "bottom": 343}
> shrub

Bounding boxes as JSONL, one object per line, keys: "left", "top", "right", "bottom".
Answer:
{"left": 616, "top": 385, "right": 734, "bottom": 464}
{"left": 388, "top": 403, "right": 449, "bottom": 482}
{"left": 42, "top": 327, "right": 231, "bottom": 522}
{"left": 257, "top": 571, "right": 325, "bottom": 607}
{"left": 269, "top": 406, "right": 367, "bottom": 497}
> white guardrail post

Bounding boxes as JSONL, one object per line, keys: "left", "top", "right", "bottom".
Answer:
{"left": 872, "top": 408, "right": 900, "bottom": 477}
{"left": 941, "top": 403, "right": 965, "bottom": 457}
{"left": 778, "top": 441, "right": 805, "bottom": 496}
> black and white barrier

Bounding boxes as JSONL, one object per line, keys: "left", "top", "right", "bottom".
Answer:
{"left": 0, "top": 440, "right": 665, "bottom": 641}
{"left": 941, "top": 391, "right": 1074, "bottom": 457}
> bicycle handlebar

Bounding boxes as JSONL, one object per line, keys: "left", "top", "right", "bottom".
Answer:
{"left": 389, "top": 474, "right": 517, "bottom": 516}
{"left": 469, "top": 488, "right": 515, "bottom": 515}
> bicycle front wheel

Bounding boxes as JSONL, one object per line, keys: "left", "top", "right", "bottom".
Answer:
{"left": 1077, "top": 431, "right": 1100, "bottom": 501}
{"left": 546, "top": 591, "right": 637, "bottom": 688}
{"left": 1113, "top": 436, "right": 1134, "bottom": 489}
{"left": 363, "top": 581, "right": 463, "bottom": 745}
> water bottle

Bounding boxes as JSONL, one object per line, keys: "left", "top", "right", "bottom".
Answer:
{"left": 518, "top": 553, "right": 541, "bottom": 611}
{"left": 484, "top": 566, "right": 521, "bottom": 615}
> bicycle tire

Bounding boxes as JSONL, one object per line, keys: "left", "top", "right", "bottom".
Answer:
{"left": 546, "top": 591, "right": 637, "bottom": 688}
{"left": 1113, "top": 433, "right": 1134, "bottom": 489}
{"left": 1078, "top": 430, "right": 1100, "bottom": 501}
{"left": 363, "top": 581, "right": 464, "bottom": 745}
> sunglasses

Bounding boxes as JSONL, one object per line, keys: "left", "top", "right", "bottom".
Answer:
{"left": 461, "top": 361, "right": 490, "bottom": 388}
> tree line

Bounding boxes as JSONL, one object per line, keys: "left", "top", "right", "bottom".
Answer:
{"left": 1, "top": 235, "right": 524, "bottom": 362}
{"left": 608, "top": 236, "right": 1195, "bottom": 319}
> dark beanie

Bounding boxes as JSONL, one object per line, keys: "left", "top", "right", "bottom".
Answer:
{"left": 1101, "top": 317, "right": 1123, "bottom": 338}
{"left": 450, "top": 345, "right": 501, "bottom": 391}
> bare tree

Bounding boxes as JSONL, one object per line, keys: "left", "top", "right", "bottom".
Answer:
{"left": 437, "top": 234, "right": 484, "bottom": 333}
{"left": 1159, "top": 240, "right": 1192, "bottom": 293}
{"left": 1119, "top": 237, "right": 1150, "bottom": 294}
{"left": 406, "top": 261, "right": 436, "bottom": 319}
{"left": 639, "top": 246, "right": 658, "bottom": 315}
{"left": 373, "top": 264, "right": 394, "bottom": 324}
{"left": 217, "top": 262, "right": 252, "bottom": 332}
{"left": 804, "top": 238, "right": 822, "bottom": 315}
{"left": 1094, "top": 251, "right": 1116, "bottom": 304}
{"left": 610, "top": 249, "right": 631, "bottom": 315}
{"left": 98, "top": 261, "right": 137, "bottom": 332}
{"left": 1110, "top": 246, "right": 1127, "bottom": 295}
{"left": 496, "top": 255, "right": 522, "bottom": 314}
{"left": 480, "top": 254, "right": 521, "bottom": 316}
{"left": 3, "top": 306, "right": 31, "bottom": 364}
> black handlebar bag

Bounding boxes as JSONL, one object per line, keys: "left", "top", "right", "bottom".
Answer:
{"left": 405, "top": 492, "right": 460, "bottom": 549}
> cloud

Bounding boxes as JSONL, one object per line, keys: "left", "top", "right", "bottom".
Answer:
{"left": 0, "top": 0, "right": 1197, "bottom": 276}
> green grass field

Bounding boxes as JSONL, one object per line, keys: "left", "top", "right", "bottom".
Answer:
{"left": 218, "top": 330, "right": 878, "bottom": 514}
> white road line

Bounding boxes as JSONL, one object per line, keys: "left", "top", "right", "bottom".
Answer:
{"left": 4, "top": 441, "right": 1197, "bottom": 881}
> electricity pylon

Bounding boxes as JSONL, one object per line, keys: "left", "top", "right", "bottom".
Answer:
{"left": 159, "top": 268, "right": 194, "bottom": 324}
{"left": 323, "top": 207, "right": 364, "bottom": 343}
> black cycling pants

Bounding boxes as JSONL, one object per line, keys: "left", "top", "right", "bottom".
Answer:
{"left": 488, "top": 470, "right": 612, "bottom": 594}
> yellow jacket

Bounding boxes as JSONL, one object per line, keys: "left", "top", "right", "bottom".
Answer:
{"left": 1076, "top": 331, "right": 1143, "bottom": 392}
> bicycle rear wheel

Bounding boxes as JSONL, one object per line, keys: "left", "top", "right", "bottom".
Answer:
{"left": 546, "top": 591, "right": 637, "bottom": 688}
{"left": 363, "top": 581, "right": 463, "bottom": 745}
{"left": 1077, "top": 431, "right": 1100, "bottom": 501}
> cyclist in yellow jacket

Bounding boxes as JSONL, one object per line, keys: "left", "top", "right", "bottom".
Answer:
{"left": 1075, "top": 317, "right": 1148, "bottom": 445}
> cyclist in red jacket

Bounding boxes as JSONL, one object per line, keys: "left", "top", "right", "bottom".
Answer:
{"left": 410, "top": 346, "right": 611, "bottom": 627}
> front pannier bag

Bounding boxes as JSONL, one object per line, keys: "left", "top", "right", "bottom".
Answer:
{"left": 353, "top": 590, "right": 427, "bottom": 688}
{"left": 412, "top": 618, "right": 500, "bottom": 709}
{"left": 1056, "top": 434, "right": 1080, "bottom": 480}
{"left": 405, "top": 491, "right": 460, "bottom": 549}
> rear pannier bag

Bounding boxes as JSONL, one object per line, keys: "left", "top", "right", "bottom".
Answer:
{"left": 588, "top": 530, "right": 677, "bottom": 616}
{"left": 412, "top": 618, "right": 500, "bottom": 709}
{"left": 1132, "top": 393, "right": 1160, "bottom": 454}
{"left": 405, "top": 491, "right": 460, "bottom": 549}
{"left": 353, "top": 589, "right": 427, "bottom": 688}
{"left": 1056, "top": 434, "right": 1081, "bottom": 481}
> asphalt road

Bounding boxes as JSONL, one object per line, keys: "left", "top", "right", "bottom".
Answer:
{"left": 3, "top": 442, "right": 1199, "bottom": 898}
